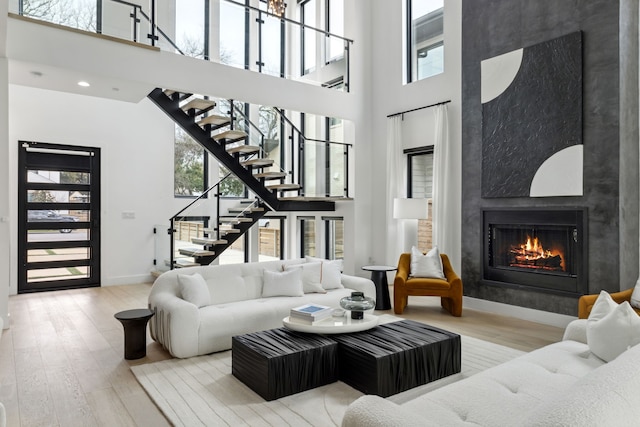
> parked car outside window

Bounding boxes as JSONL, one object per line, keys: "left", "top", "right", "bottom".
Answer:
{"left": 28, "top": 210, "right": 78, "bottom": 233}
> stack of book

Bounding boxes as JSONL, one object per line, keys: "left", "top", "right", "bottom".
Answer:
{"left": 289, "top": 304, "right": 333, "bottom": 325}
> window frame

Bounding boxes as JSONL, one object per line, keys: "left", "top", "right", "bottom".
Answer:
{"left": 258, "top": 216, "right": 286, "bottom": 261}
{"left": 405, "top": 145, "right": 434, "bottom": 198}
{"left": 405, "top": 0, "right": 444, "bottom": 83}
{"left": 322, "top": 216, "right": 344, "bottom": 260}
{"left": 300, "top": 0, "right": 317, "bottom": 75}
{"left": 298, "top": 215, "right": 316, "bottom": 257}
{"left": 324, "top": 0, "right": 344, "bottom": 64}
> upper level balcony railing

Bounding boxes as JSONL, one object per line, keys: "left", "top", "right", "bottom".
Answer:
{"left": 11, "top": 0, "right": 353, "bottom": 92}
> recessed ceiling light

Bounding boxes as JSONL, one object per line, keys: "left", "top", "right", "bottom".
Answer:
{"left": 78, "top": 81, "right": 90, "bottom": 87}
{"left": 30, "top": 71, "right": 43, "bottom": 77}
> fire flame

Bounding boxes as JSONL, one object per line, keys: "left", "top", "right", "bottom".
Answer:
{"left": 510, "top": 235, "right": 565, "bottom": 271}
{"left": 520, "top": 236, "right": 553, "bottom": 260}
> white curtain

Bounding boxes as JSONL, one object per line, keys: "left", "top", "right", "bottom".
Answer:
{"left": 386, "top": 115, "right": 405, "bottom": 265}
{"left": 432, "top": 104, "right": 453, "bottom": 255}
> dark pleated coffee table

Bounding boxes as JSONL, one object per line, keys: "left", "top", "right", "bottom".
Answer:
{"left": 231, "top": 319, "right": 461, "bottom": 400}
{"left": 332, "top": 319, "right": 461, "bottom": 397}
{"left": 232, "top": 328, "right": 338, "bottom": 401}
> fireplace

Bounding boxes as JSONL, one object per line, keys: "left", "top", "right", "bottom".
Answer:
{"left": 482, "top": 209, "right": 587, "bottom": 296}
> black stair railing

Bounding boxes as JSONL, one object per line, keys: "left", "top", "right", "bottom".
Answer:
{"left": 272, "top": 107, "right": 353, "bottom": 198}
{"left": 169, "top": 171, "right": 270, "bottom": 268}
{"left": 169, "top": 171, "right": 232, "bottom": 268}
{"left": 16, "top": 0, "right": 352, "bottom": 90}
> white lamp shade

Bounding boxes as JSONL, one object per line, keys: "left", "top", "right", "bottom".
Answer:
{"left": 393, "top": 198, "right": 428, "bottom": 219}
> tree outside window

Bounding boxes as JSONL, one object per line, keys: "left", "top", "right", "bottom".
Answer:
{"left": 174, "top": 126, "right": 206, "bottom": 197}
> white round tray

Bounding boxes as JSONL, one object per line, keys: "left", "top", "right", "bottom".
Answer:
{"left": 282, "top": 314, "right": 378, "bottom": 334}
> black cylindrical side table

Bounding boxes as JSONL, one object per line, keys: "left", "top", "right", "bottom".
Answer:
{"left": 361, "top": 266, "right": 396, "bottom": 310}
{"left": 114, "top": 308, "right": 155, "bottom": 360}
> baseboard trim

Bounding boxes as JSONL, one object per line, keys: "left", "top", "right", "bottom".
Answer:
{"left": 463, "top": 296, "right": 576, "bottom": 328}
{"left": 103, "top": 274, "right": 154, "bottom": 286}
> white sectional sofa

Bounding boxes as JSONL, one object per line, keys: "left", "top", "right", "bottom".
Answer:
{"left": 148, "top": 258, "right": 376, "bottom": 358}
{"left": 342, "top": 318, "right": 640, "bottom": 426}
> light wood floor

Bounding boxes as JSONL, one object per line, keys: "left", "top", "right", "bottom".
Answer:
{"left": 0, "top": 283, "right": 564, "bottom": 427}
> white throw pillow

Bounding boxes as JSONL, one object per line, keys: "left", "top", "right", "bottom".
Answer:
{"left": 410, "top": 246, "right": 445, "bottom": 279}
{"left": 630, "top": 277, "right": 640, "bottom": 309}
{"left": 178, "top": 273, "right": 211, "bottom": 308}
{"left": 587, "top": 290, "right": 617, "bottom": 322}
{"left": 262, "top": 268, "right": 304, "bottom": 297}
{"left": 587, "top": 290, "right": 640, "bottom": 362}
{"left": 320, "top": 260, "right": 343, "bottom": 290}
{"left": 304, "top": 256, "right": 344, "bottom": 289}
{"left": 306, "top": 256, "right": 344, "bottom": 272}
{"left": 284, "top": 262, "right": 325, "bottom": 294}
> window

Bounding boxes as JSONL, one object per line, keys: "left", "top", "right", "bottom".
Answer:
{"left": 406, "top": 147, "right": 434, "bottom": 250}
{"left": 323, "top": 217, "right": 343, "bottom": 260}
{"left": 406, "top": 147, "right": 434, "bottom": 198}
{"left": 325, "top": 0, "right": 344, "bottom": 63}
{"left": 174, "top": 126, "right": 207, "bottom": 197}
{"left": 258, "top": 1, "right": 285, "bottom": 77}
{"left": 299, "top": 216, "right": 316, "bottom": 257}
{"left": 259, "top": 217, "right": 285, "bottom": 261}
{"left": 326, "top": 116, "right": 346, "bottom": 197}
{"left": 220, "top": 0, "right": 248, "bottom": 69}
{"left": 406, "top": 0, "right": 444, "bottom": 83}
{"left": 175, "top": 0, "right": 206, "bottom": 59}
{"left": 301, "top": 0, "right": 317, "bottom": 74}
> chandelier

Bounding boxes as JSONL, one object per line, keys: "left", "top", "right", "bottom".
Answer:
{"left": 268, "top": 0, "right": 286, "bottom": 17}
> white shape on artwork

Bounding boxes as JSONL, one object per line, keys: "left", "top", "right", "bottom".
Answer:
{"left": 481, "top": 48, "right": 524, "bottom": 104}
{"left": 530, "top": 145, "right": 583, "bottom": 197}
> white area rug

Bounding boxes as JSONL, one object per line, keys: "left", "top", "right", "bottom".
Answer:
{"left": 132, "top": 330, "right": 525, "bottom": 427}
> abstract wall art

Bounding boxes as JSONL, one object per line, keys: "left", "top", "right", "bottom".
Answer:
{"left": 481, "top": 32, "right": 583, "bottom": 198}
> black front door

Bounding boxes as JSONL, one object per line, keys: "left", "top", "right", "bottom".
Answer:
{"left": 18, "top": 141, "right": 101, "bottom": 293}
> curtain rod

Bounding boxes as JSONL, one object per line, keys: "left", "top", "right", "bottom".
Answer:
{"left": 387, "top": 100, "right": 451, "bottom": 118}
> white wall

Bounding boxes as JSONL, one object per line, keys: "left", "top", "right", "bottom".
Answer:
{"left": 0, "top": 59, "right": 9, "bottom": 327}
{"left": 1, "top": 3, "right": 10, "bottom": 327}
{"left": 369, "top": 0, "right": 462, "bottom": 270}
{"left": 8, "top": 85, "right": 184, "bottom": 293}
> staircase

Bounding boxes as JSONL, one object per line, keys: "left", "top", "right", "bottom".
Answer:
{"left": 176, "top": 199, "right": 267, "bottom": 266}
{"left": 150, "top": 88, "right": 336, "bottom": 267}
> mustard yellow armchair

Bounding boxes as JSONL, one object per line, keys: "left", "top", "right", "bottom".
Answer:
{"left": 578, "top": 288, "right": 640, "bottom": 319}
{"left": 393, "top": 252, "right": 463, "bottom": 317}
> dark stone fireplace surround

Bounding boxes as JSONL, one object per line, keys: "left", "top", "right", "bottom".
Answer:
{"left": 461, "top": 0, "right": 639, "bottom": 316}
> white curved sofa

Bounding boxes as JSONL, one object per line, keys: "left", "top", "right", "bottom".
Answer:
{"left": 342, "top": 319, "right": 640, "bottom": 426}
{"left": 148, "top": 258, "right": 376, "bottom": 358}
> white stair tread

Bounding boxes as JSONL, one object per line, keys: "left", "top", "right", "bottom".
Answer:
{"left": 254, "top": 171, "right": 287, "bottom": 179}
{"left": 267, "top": 183, "right": 301, "bottom": 191}
{"left": 179, "top": 248, "right": 216, "bottom": 257}
{"left": 228, "top": 207, "right": 265, "bottom": 212}
{"left": 192, "top": 237, "right": 228, "bottom": 245}
{"left": 197, "top": 115, "right": 231, "bottom": 126}
{"left": 241, "top": 159, "right": 274, "bottom": 167}
{"left": 181, "top": 98, "right": 216, "bottom": 112}
{"left": 174, "top": 259, "right": 200, "bottom": 267}
{"left": 214, "top": 130, "right": 248, "bottom": 141}
{"left": 220, "top": 217, "right": 254, "bottom": 223}
{"left": 163, "top": 89, "right": 177, "bottom": 97}
{"left": 221, "top": 229, "right": 241, "bottom": 234}
{"left": 227, "top": 145, "right": 260, "bottom": 154}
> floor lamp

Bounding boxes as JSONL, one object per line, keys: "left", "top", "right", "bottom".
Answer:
{"left": 393, "top": 198, "right": 429, "bottom": 252}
